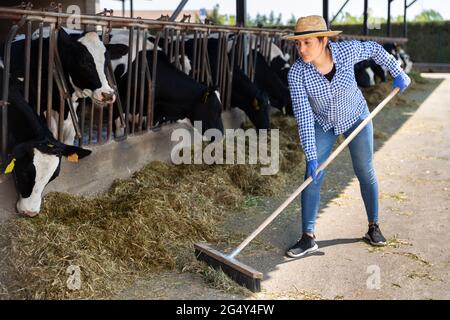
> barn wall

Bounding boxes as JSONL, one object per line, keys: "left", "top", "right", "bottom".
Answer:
{"left": 333, "top": 22, "right": 450, "bottom": 64}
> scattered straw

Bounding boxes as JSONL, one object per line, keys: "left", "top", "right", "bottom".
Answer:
{"left": 407, "top": 271, "right": 435, "bottom": 281}
{"left": 389, "top": 252, "right": 431, "bottom": 266}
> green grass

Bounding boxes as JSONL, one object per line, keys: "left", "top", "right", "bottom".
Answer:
{"left": 241, "top": 196, "right": 265, "bottom": 208}
{"left": 408, "top": 71, "right": 428, "bottom": 84}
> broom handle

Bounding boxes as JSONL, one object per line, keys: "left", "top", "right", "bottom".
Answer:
{"left": 229, "top": 88, "right": 400, "bottom": 259}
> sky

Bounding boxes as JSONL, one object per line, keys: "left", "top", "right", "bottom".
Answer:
{"left": 98, "top": 0, "right": 450, "bottom": 23}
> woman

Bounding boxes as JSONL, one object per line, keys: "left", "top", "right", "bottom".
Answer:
{"left": 284, "top": 15, "right": 410, "bottom": 258}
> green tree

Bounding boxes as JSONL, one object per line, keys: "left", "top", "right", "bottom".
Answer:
{"left": 268, "top": 10, "right": 275, "bottom": 26}
{"left": 413, "top": 9, "right": 443, "bottom": 22}
{"left": 206, "top": 4, "right": 226, "bottom": 25}
{"left": 275, "top": 13, "right": 283, "bottom": 26}
{"left": 287, "top": 14, "right": 297, "bottom": 26}
{"left": 228, "top": 15, "right": 236, "bottom": 25}
{"left": 334, "top": 12, "right": 363, "bottom": 24}
{"left": 393, "top": 15, "right": 404, "bottom": 23}
{"left": 254, "top": 13, "right": 268, "bottom": 26}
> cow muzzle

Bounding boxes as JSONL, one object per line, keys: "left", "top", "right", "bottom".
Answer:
{"left": 101, "top": 92, "right": 116, "bottom": 103}
{"left": 92, "top": 89, "right": 116, "bottom": 105}
{"left": 16, "top": 198, "right": 41, "bottom": 218}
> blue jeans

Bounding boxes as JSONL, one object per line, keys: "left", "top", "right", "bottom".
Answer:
{"left": 301, "top": 113, "right": 379, "bottom": 233}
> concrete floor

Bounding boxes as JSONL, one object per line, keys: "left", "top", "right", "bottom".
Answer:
{"left": 241, "top": 73, "right": 450, "bottom": 299}
{"left": 117, "top": 74, "right": 450, "bottom": 300}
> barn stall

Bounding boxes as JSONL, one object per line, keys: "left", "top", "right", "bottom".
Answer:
{"left": 0, "top": 3, "right": 414, "bottom": 298}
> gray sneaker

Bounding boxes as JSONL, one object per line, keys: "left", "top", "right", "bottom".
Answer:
{"left": 363, "top": 223, "right": 387, "bottom": 246}
{"left": 286, "top": 233, "right": 319, "bottom": 258}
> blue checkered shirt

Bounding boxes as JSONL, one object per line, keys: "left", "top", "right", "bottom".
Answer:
{"left": 288, "top": 40, "right": 403, "bottom": 161}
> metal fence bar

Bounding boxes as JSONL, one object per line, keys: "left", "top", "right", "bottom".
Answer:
{"left": 138, "top": 29, "right": 148, "bottom": 132}
{"left": 215, "top": 31, "right": 223, "bottom": 87}
{"left": 107, "top": 102, "right": 113, "bottom": 141}
{"left": 147, "top": 31, "right": 161, "bottom": 131}
{"left": 191, "top": 30, "right": 198, "bottom": 80}
{"left": 225, "top": 33, "right": 238, "bottom": 111}
{"left": 23, "top": 20, "right": 32, "bottom": 102}
{"left": 169, "top": 28, "right": 175, "bottom": 63}
{"left": 174, "top": 30, "right": 180, "bottom": 70}
{"left": 124, "top": 27, "right": 134, "bottom": 138}
{"left": 131, "top": 28, "right": 141, "bottom": 135}
{"left": 88, "top": 101, "right": 94, "bottom": 144}
{"left": 1, "top": 21, "right": 23, "bottom": 167}
{"left": 97, "top": 102, "right": 103, "bottom": 143}
{"left": 46, "top": 23, "right": 56, "bottom": 130}
{"left": 53, "top": 43, "right": 81, "bottom": 140}
{"left": 180, "top": 31, "right": 186, "bottom": 74}
{"left": 36, "top": 22, "right": 44, "bottom": 114}
{"left": 79, "top": 98, "right": 86, "bottom": 147}
{"left": 219, "top": 33, "right": 229, "bottom": 101}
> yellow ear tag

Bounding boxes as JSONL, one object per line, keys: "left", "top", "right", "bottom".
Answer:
{"left": 67, "top": 153, "right": 79, "bottom": 163}
{"left": 4, "top": 158, "right": 16, "bottom": 174}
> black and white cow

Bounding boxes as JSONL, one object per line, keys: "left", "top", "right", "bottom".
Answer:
{"left": 110, "top": 46, "right": 224, "bottom": 136}
{"left": 4, "top": 28, "right": 121, "bottom": 145}
{"left": 0, "top": 65, "right": 91, "bottom": 216}
{"left": 184, "top": 37, "right": 271, "bottom": 130}
{"left": 268, "top": 42, "right": 291, "bottom": 87}
{"left": 251, "top": 49, "right": 292, "bottom": 113}
{"left": 383, "top": 42, "right": 413, "bottom": 74}
{"left": 354, "top": 59, "right": 388, "bottom": 88}
{"left": 108, "top": 29, "right": 157, "bottom": 78}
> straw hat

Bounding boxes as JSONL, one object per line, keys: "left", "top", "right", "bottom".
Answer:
{"left": 283, "top": 15, "right": 342, "bottom": 40}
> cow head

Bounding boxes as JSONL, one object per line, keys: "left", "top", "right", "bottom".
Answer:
{"left": 1, "top": 66, "right": 92, "bottom": 217}
{"left": 250, "top": 90, "right": 270, "bottom": 130}
{"left": 58, "top": 29, "right": 116, "bottom": 105}
{"left": 231, "top": 69, "right": 270, "bottom": 130}
{"left": 190, "top": 86, "right": 224, "bottom": 135}
{"left": 7, "top": 139, "right": 91, "bottom": 217}
{"left": 269, "top": 43, "right": 291, "bottom": 86}
{"left": 354, "top": 60, "right": 374, "bottom": 88}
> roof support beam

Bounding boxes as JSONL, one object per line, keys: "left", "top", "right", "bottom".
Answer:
{"left": 170, "top": 0, "right": 189, "bottom": 22}
{"left": 330, "top": 0, "right": 350, "bottom": 26}
{"left": 236, "top": 0, "right": 246, "bottom": 27}
{"left": 363, "top": 0, "right": 369, "bottom": 35}
{"left": 323, "top": 0, "right": 329, "bottom": 27}
{"left": 387, "top": 0, "right": 393, "bottom": 37}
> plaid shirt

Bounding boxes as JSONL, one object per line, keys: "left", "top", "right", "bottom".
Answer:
{"left": 288, "top": 40, "right": 403, "bottom": 161}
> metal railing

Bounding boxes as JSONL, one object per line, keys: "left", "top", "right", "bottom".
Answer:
{"left": 0, "top": 4, "right": 408, "bottom": 170}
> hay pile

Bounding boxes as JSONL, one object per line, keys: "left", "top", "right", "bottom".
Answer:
{"left": 362, "top": 76, "right": 425, "bottom": 111}
{"left": 0, "top": 114, "right": 305, "bottom": 299}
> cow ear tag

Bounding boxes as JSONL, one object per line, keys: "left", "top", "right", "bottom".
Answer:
{"left": 252, "top": 99, "right": 260, "bottom": 110}
{"left": 67, "top": 153, "right": 79, "bottom": 163}
{"left": 4, "top": 158, "right": 16, "bottom": 174}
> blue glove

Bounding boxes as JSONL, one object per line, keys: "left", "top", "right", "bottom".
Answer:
{"left": 306, "top": 159, "right": 324, "bottom": 181}
{"left": 393, "top": 72, "right": 411, "bottom": 92}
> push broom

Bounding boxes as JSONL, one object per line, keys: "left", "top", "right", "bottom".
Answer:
{"left": 195, "top": 88, "right": 400, "bottom": 292}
